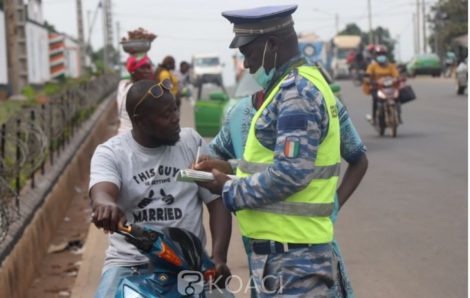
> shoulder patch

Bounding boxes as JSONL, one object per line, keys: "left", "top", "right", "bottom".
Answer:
{"left": 280, "top": 73, "right": 296, "bottom": 89}
{"left": 284, "top": 136, "right": 300, "bottom": 158}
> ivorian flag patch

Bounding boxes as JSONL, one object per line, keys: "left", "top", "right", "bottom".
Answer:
{"left": 284, "top": 137, "right": 300, "bottom": 158}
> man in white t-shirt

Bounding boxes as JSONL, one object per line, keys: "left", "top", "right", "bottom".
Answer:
{"left": 116, "top": 55, "right": 154, "bottom": 135}
{"left": 90, "top": 79, "right": 232, "bottom": 297}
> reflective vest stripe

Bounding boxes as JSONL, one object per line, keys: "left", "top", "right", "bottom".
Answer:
{"left": 239, "top": 159, "right": 340, "bottom": 179}
{"left": 251, "top": 201, "right": 334, "bottom": 217}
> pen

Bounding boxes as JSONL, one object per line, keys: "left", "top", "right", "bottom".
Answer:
{"left": 195, "top": 140, "right": 202, "bottom": 163}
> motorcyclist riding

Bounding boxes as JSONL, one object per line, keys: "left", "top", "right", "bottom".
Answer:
{"left": 363, "top": 45, "right": 401, "bottom": 124}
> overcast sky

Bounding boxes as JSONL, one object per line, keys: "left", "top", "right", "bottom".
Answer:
{"left": 42, "top": 0, "right": 439, "bottom": 85}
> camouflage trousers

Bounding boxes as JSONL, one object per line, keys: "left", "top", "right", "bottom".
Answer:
{"left": 249, "top": 242, "right": 336, "bottom": 298}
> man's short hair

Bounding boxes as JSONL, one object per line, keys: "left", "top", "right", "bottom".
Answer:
{"left": 126, "top": 80, "right": 160, "bottom": 119}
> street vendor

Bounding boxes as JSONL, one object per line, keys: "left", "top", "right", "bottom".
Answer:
{"left": 116, "top": 55, "right": 154, "bottom": 135}
{"left": 117, "top": 28, "right": 157, "bottom": 135}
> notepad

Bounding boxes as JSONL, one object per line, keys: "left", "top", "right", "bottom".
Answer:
{"left": 176, "top": 169, "right": 237, "bottom": 182}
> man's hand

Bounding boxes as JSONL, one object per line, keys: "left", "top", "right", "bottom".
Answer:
{"left": 197, "top": 169, "right": 231, "bottom": 195}
{"left": 214, "top": 262, "right": 232, "bottom": 289}
{"left": 92, "top": 200, "right": 126, "bottom": 234}
{"left": 90, "top": 182, "right": 124, "bottom": 234}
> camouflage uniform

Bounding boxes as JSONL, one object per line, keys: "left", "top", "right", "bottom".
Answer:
{"left": 250, "top": 244, "right": 335, "bottom": 297}
{"left": 211, "top": 92, "right": 365, "bottom": 297}
{"left": 220, "top": 5, "right": 365, "bottom": 297}
{"left": 221, "top": 57, "right": 339, "bottom": 297}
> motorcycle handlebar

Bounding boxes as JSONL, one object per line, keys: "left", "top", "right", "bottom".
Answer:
{"left": 118, "top": 222, "right": 132, "bottom": 234}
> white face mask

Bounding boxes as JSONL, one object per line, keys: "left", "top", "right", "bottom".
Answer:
{"left": 252, "top": 41, "right": 277, "bottom": 88}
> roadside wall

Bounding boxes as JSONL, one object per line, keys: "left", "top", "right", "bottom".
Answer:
{"left": 0, "top": 94, "right": 117, "bottom": 298}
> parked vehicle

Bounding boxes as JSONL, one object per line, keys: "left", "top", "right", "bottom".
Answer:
{"left": 406, "top": 54, "right": 442, "bottom": 77}
{"left": 456, "top": 58, "right": 468, "bottom": 95}
{"left": 190, "top": 54, "right": 224, "bottom": 88}
{"left": 193, "top": 69, "right": 260, "bottom": 137}
{"left": 298, "top": 32, "right": 329, "bottom": 65}
{"left": 373, "top": 76, "right": 401, "bottom": 137}
{"left": 330, "top": 35, "right": 361, "bottom": 79}
{"left": 115, "top": 224, "right": 224, "bottom": 298}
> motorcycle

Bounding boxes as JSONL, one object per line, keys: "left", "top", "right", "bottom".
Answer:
{"left": 115, "top": 224, "right": 226, "bottom": 298}
{"left": 373, "top": 76, "right": 401, "bottom": 137}
{"left": 351, "top": 68, "right": 365, "bottom": 86}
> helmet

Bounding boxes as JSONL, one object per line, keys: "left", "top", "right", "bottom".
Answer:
{"left": 374, "top": 45, "right": 388, "bottom": 55}
{"left": 367, "top": 44, "right": 375, "bottom": 53}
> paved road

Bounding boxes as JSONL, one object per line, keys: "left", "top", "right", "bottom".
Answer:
{"left": 335, "top": 77, "right": 467, "bottom": 297}
{"left": 193, "top": 78, "right": 467, "bottom": 297}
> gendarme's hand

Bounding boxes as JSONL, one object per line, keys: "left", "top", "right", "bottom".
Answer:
{"left": 197, "top": 169, "right": 231, "bottom": 195}
{"left": 193, "top": 157, "right": 233, "bottom": 175}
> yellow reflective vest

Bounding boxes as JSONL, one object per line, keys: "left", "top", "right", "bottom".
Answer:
{"left": 235, "top": 65, "right": 341, "bottom": 244}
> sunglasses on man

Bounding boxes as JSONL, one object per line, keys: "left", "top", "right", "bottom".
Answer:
{"left": 132, "top": 79, "right": 173, "bottom": 118}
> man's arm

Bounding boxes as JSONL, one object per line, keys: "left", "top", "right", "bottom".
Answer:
{"left": 208, "top": 99, "right": 242, "bottom": 161}
{"left": 337, "top": 154, "right": 368, "bottom": 208}
{"left": 206, "top": 198, "right": 231, "bottom": 264}
{"left": 90, "top": 182, "right": 125, "bottom": 233}
{"left": 336, "top": 98, "right": 368, "bottom": 208}
{"left": 206, "top": 197, "right": 232, "bottom": 287}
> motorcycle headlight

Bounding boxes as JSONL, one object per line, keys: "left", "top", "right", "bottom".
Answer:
{"left": 383, "top": 79, "right": 394, "bottom": 87}
{"left": 123, "top": 285, "right": 146, "bottom": 298}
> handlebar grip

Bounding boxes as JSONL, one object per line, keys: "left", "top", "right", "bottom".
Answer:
{"left": 118, "top": 222, "right": 132, "bottom": 234}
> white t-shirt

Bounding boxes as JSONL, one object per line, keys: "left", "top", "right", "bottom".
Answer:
{"left": 89, "top": 128, "right": 218, "bottom": 272}
{"left": 116, "top": 80, "right": 133, "bottom": 135}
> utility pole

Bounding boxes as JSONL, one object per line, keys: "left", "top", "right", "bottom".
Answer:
{"left": 335, "top": 13, "right": 339, "bottom": 35}
{"left": 422, "top": 0, "right": 427, "bottom": 53}
{"left": 413, "top": 13, "right": 418, "bottom": 55}
{"left": 396, "top": 34, "right": 401, "bottom": 62}
{"left": 102, "top": 0, "right": 113, "bottom": 69}
{"left": 416, "top": 0, "right": 421, "bottom": 53}
{"left": 116, "top": 22, "right": 122, "bottom": 75}
{"left": 367, "top": 0, "right": 373, "bottom": 44}
{"left": 4, "top": 0, "right": 28, "bottom": 97}
{"left": 76, "top": 0, "right": 86, "bottom": 75}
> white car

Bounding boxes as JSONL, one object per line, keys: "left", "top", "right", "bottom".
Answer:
{"left": 190, "top": 54, "right": 224, "bottom": 87}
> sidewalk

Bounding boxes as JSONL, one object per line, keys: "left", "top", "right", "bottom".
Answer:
{"left": 71, "top": 97, "right": 250, "bottom": 298}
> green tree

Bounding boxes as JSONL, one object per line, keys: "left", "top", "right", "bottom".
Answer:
{"left": 43, "top": 21, "right": 57, "bottom": 33}
{"left": 338, "top": 23, "right": 362, "bottom": 36}
{"left": 428, "top": 0, "right": 468, "bottom": 58}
